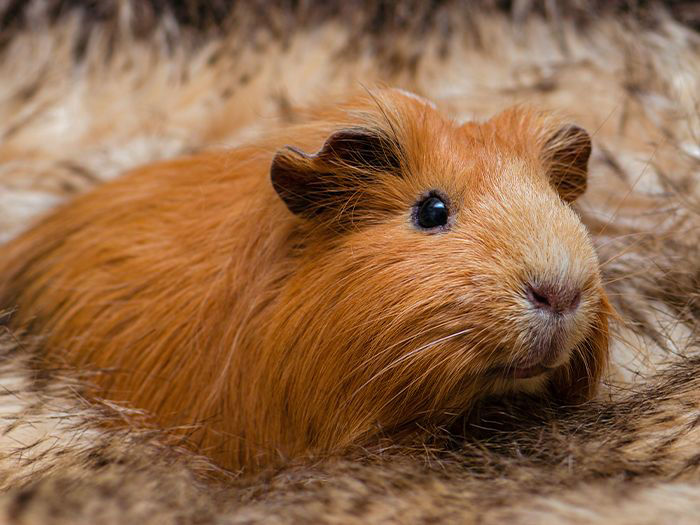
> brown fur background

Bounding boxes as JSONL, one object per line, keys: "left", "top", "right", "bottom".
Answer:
{"left": 0, "top": 1, "right": 698, "bottom": 523}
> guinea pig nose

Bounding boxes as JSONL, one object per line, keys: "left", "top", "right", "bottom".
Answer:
{"left": 526, "top": 282, "right": 581, "bottom": 314}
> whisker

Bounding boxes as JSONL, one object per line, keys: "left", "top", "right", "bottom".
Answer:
{"left": 596, "top": 141, "right": 664, "bottom": 239}
{"left": 348, "top": 325, "right": 481, "bottom": 401}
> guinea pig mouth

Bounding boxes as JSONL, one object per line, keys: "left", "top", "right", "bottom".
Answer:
{"left": 488, "top": 343, "right": 570, "bottom": 380}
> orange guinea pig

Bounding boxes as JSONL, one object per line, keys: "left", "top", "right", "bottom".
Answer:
{"left": 0, "top": 89, "right": 610, "bottom": 473}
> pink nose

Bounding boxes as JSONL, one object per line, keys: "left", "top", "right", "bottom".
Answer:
{"left": 526, "top": 282, "right": 581, "bottom": 314}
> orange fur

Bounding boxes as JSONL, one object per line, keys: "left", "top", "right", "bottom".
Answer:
{"left": 0, "top": 89, "right": 610, "bottom": 472}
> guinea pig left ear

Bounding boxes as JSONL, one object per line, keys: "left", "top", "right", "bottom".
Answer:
{"left": 270, "top": 128, "right": 401, "bottom": 217}
{"left": 542, "top": 125, "right": 592, "bottom": 203}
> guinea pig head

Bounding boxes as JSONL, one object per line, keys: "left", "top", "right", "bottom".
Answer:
{"left": 265, "top": 93, "right": 610, "bottom": 458}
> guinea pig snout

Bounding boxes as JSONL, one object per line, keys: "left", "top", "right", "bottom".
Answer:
{"left": 525, "top": 282, "right": 581, "bottom": 315}
{"left": 504, "top": 279, "right": 594, "bottom": 379}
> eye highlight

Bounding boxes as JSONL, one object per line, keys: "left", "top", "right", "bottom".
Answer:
{"left": 413, "top": 193, "right": 450, "bottom": 231}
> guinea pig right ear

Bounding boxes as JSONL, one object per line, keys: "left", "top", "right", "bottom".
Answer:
{"left": 542, "top": 125, "right": 592, "bottom": 203}
{"left": 270, "top": 128, "right": 401, "bottom": 217}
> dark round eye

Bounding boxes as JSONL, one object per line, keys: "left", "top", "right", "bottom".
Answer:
{"left": 416, "top": 196, "right": 449, "bottom": 229}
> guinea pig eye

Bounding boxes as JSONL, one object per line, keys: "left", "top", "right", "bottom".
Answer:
{"left": 415, "top": 195, "right": 449, "bottom": 230}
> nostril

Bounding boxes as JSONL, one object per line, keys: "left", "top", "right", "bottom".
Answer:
{"left": 527, "top": 286, "right": 551, "bottom": 308}
{"left": 568, "top": 290, "right": 582, "bottom": 311}
{"left": 526, "top": 283, "right": 581, "bottom": 314}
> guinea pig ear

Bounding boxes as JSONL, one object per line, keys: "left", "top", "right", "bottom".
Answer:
{"left": 270, "top": 127, "right": 401, "bottom": 217}
{"left": 541, "top": 125, "right": 592, "bottom": 203}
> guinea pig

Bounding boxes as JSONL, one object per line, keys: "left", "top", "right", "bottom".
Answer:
{"left": 0, "top": 89, "right": 611, "bottom": 473}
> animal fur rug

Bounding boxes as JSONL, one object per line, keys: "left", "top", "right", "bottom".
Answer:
{"left": 0, "top": 1, "right": 698, "bottom": 523}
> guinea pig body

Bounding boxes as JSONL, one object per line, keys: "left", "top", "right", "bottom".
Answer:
{"left": 0, "top": 90, "right": 610, "bottom": 472}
